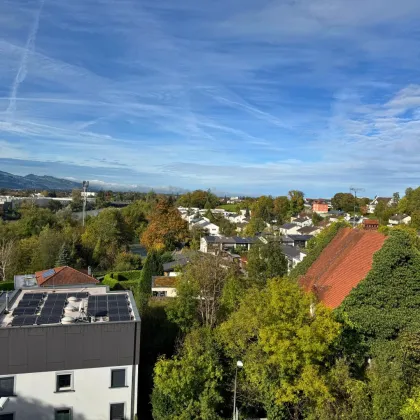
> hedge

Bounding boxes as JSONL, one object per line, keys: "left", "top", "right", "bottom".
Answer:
{"left": 102, "top": 274, "right": 141, "bottom": 291}
{"left": 289, "top": 221, "right": 350, "bottom": 281}
{"left": 0, "top": 281, "right": 14, "bottom": 291}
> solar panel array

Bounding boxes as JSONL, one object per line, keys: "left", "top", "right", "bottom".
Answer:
{"left": 87, "top": 294, "right": 132, "bottom": 322}
{"left": 11, "top": 292, "right": 89, "bottom": 326}
{"left": 13, "top": 293, "right": 45, "bottom": 316}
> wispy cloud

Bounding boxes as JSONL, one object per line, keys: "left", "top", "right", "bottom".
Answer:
{"left": 0, "top": 0, "right": 420, "bottom": 195}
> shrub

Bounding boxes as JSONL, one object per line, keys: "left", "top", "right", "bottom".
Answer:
{"left": 289, "top": 221, "right": 350, "bottom": 281}
{"left": 102, "top": 275, "right": 120, "bottom": 290}
{"left": 0, "top": 281, "right": 14, "bottom": 291}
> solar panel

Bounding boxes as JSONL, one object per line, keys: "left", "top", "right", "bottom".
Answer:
{"left": 36, "top": 315, "right": 61, "bottom": 325}
{"left": 13, "top": 307, "right": 38, "bottom": 316}
{"left": 12, "top": 315, "right": 38, "bottom": 326}
{"left": 42, "top": 269, "right": 55, "bottom": 279}
{"left": 17, "top": 300, "right": 40, "bottom": 307}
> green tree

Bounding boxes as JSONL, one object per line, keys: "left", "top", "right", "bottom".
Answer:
{"left": 166, "top": 254, "right": 238, "bottom": 331}
{"left": 273, "top": 196, "right": 290, "bottom": 225}
{"left": 81, "top": 208, "right": 131, "bottom": 268}
{"left": 243, "top": 217, "right": 266, "bottom": 236}
{"left": 121, "top": 200, "right": 150, "bottom": 240}
{"left": 113, "top": 251, "right": 142, "bottom": 271}
{"left": 218, "top": 278, "right": 341, "bottom": 418}
{"left": 331, "top": 192, "right": 356, "bottom": 212}
{"left": 411, "top": 210, "right": 420, "bottom": 230}
{"left": 152, "top": 328, "right": 224, "bottom": 420}
{"left": 70, "top": 189, "right": 83, "bottom": 211}
{"left": 56, "top": 243, "right": 71, "bottom": 267}
{"left": 339, "top": 230, "right": 420, "bottom": 346}
{"left": 393, "top": 192, "right": 401, "bottom": 206}
{"left": 251, "top": 196, "right": 274, "bottom": 223}
{"left": 288, "top": 190, "right": 305, "bottom": 216}
{"left": 247, "top": 241, "right": 288, "bottom": 286}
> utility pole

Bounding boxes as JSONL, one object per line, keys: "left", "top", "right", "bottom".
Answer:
{"left": 82, "top": 180, "right": 89, "bottom": 227}
{"left": 350, "top": 186, "right": 365, "bottom": 228}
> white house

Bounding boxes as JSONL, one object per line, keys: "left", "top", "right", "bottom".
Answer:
{"left": 368, "top": 196, "right": 394, "bottom": 214}
{"left": 0, "top": 285, "right": 140, "bottom": 420}
{"left": 388, "top": 214, "right": 411, "bottom": 226}
{"left": 279, "top": 223, "right": 301, "bottom": 235}
{"left": 152, "top": 276, "right": 177, "bottom": 297}
{"left": 290, "top": 216, "right": 313, "bottom": 228}
{"left": 192, "top": 219, "right": 220, "bottom": 236}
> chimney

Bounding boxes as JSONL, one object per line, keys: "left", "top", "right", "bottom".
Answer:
{"left": 88, "top": 266, "right": 92, "bottom": 276}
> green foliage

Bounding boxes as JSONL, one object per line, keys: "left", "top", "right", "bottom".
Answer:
{"left": 56, "top": 243, "right": 71, "bottom": 267}
{"left": 121, "top": 200, "right": 150, "bottom": 239}
{"left": 102, "top": 275, "right": 120, "bottom": 290}
{"left": 218, "top": 278, "right": 341, "bottom": 417}
{"left": 288, "top": 190, "right": 305, "bottom": 216}
{"left": 177, "top": 190, "right": 219, "bottom": 209}
{"left": 152, "top": 328, "right": 224, "bottom": 420}
{"left": 113, "top": 251, "right": 142, "bottom": 272}
{"left": 273, "top": 196, "right": 290, "bottom": 225}
{"left": 0, "top": 281, "right": 14, "bottom": 290}
{"left": 81, "top": 208, "right": 132, "bottom": 268}
{"left": 252, "top": 196, "right": 275, "bottom": 223}
{"left": 374, "top": 200, "right": 395, "bottom": 225}
{"left": 289, "top": 221, "right": 349, "bottom": 280}
{"left": 247, "top": 241, "right": 288, "bottom": 286}
{"left": 243, "top": 217, "right": 266, "bottom": 236}
{"left": 399, "top": 187, "right": 420, "bottom": 215}
{"left": 340, "top": 230, "right": 420, "bottom": 345}
{"left": 331, "top": 192, "right": 356, "bottom": 212}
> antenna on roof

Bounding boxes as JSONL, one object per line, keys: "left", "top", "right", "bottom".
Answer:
{"left": 350, "top": 186, "right": 365, "bottom": 228}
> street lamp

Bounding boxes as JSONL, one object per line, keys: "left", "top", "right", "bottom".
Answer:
{"left": 233, "top": 360, "right": 243, "bottom": 420}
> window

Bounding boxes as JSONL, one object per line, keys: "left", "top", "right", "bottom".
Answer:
{"left": 55, "top": 409, "right": 72, "bottom": 420}
{"left": 56, "top": 373, "right": 73, "bottom": 392}
{"left": 0, "top": 377, "right": 14, "bottom": 397}
{"left": 0, "top": 414, "right": 14, "bottom": 420}
{"left": 110, "top": 403, "right": 125, "bottom": 420}
{"left": 111, "top": 369, "right": 126, "bottom": 388}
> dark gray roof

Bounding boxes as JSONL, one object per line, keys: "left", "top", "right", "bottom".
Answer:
{"left": 389, "top": 214, "right": 409, "bottom": 221}
{"left": 202, "top": 235, "right": 258, "bottom": 245}
{"left": 328, "top": 210, "right": 345, "bottom": 215}
{"left": 286, "top": 234, "right": 314, "bottom": 242}
{"left": 293, "top": 217, "right": 310, "bottom": 223}
{"left": 280, "top": 223, "right": 297, "bottom": 229}
{"left": 281, "top": 244, "right": 302, "bottom": 260}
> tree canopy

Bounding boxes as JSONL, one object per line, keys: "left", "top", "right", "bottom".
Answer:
{"left": 177, "top": 190, "right": 219, "bottom": 209}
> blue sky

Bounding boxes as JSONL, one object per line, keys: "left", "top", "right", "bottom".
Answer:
{"left": 1, "top": 0, "right": 420, "bottom": 196}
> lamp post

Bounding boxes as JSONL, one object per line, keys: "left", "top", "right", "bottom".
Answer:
{"left": 233, "top": 360, "right": 243, "bottom": 420}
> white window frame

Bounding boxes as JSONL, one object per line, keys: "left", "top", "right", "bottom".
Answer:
{"left": 0, "top": 375, "right": 15, "bottom": 398}
{"left": 56, "top": 372, "right": 74, "bottom": 393}
{"left": 109, "top": 402, "right": 125, "bottom": 420}
{"left": 110, "top": 368, "right": 127, "bottom": 389}
{"left": 54, "top": 407, "right": 73, "bottom": 420}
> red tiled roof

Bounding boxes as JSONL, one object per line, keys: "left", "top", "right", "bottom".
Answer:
{"left": 299, "top": 228, "right": 386, "bottom": 308}
{"left": 36, "top": 266, "right": 99, "bottom": 287}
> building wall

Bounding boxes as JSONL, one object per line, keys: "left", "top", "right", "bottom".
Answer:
{"left": 1, "top": 364, "right": 137, "bottom": 420}
{"left": 312, "top": 203, "right": 329, "bottom": 213}
{"left": 152, "top": 287, "right": 177, "bottom": 297}
{"left": 0, "top": 321, "right": 140, "bottom": 375}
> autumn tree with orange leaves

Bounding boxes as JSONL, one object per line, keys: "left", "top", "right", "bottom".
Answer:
{"left": 140, "top": 199, "right": 189, "bottom": 251}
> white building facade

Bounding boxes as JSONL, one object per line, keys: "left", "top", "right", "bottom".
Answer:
{"left": 0, "top": 286, "right": 140, "bottom": 420}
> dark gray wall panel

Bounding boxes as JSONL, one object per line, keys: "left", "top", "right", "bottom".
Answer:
{"left": 0, "top": 321, "right": 140, "bottom": 375}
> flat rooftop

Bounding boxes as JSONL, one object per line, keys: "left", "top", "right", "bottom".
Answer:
{"left": 0, "top": 285, "right": 139, "bottom": 328}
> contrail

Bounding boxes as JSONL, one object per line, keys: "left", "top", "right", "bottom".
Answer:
{"left": 7, "top": 0, "right": 45, "bottom": 115}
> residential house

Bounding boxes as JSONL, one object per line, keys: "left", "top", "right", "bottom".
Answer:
{"left": 388, "top": 214, "right": 411, "bottom": 226}
{"left": 200, "top": 236, "right": 258, "bottom": 254}
{"left": 192, "top": 219, "right": 220, "bottom": 236}
{"left": 282, "top": 234, "right": 314, "bottom": 248}
{"left": 0, "top": 285, "right": 140, "bottom": 419}
{"left": 312, "top": 201, "right": 329, "bottom": 214}
{"left": 152, "top": 276, "right": 177, "bottom": 297}
{"left": 14, "top": 266, "right": 99, "bottom": 289}
{"left": 281, "top": 244, "right": 307, "bottom": 271}
{"left": 368, "top": 196, "right": 394, "bottom": 214}
{"left": 297, "top": 226, "right": 322, "bottom": 236}
{"left": 290, "top": 216, "right": 313, "bottom": 227}
{"left": 300, "top": 227, "right": 386, "bottom": 308}
{"left": 363, "top": 219, "right": 379, "bottom": 230}
{"left": 279, "top": 223, "right": 301, "bottom": 235}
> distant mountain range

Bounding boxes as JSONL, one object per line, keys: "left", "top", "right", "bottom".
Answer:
{"left": 0, "top": 171, "right": 82, "bottom": 190}
{"left": 0, "top": 170, "right": 191, "bottom": 194}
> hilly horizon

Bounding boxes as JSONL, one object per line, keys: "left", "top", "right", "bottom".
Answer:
{"left": 0, "top": 170, "right": 191, "bottom": 194}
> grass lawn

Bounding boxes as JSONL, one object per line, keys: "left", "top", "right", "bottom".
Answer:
{"left": 217, "top": 204, "right": 239, "bottom": 212}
